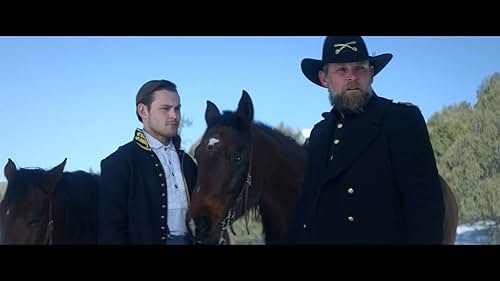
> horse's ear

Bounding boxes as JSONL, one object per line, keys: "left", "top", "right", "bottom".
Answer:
{"left": 4, "top": 158, "right": 17, "bottom": 181}
{"left": 46, "top": 158, "right": 66, "bottom": 193}
{"left": 205, "top": 100, "right": 221, "bottom": 127}
{"left": 236, "top": 90, "right": 254, "bottom": 127}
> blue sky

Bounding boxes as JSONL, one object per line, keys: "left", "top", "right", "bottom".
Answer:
{"left": 1, "top": 36, "right": 499, "bottom": 182}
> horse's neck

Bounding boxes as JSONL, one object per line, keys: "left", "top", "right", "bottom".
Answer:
{"left": 257, "top": 182, "right": 298, "bottom": 243}
{"left": 251, "top": 126, "right": 304, "bottom": 243}
{"left": 51, "top": 192, "right": 66, "bottom": 244}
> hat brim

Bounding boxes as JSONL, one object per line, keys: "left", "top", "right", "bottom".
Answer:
{"left": 301, "top": 53, "right": 393, "bottom": 88}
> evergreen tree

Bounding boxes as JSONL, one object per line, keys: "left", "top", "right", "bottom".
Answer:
{"left": 428, "top": 72, "right": 500, "bottom": 224}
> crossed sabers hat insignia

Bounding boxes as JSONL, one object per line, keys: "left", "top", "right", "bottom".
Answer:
{"left": 334, "top": 41, "right": 358, "bottom": 55}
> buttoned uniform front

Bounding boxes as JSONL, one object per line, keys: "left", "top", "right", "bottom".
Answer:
{"left": 98, "top": 129, "right": 197, "bottom": 244}
{"left": 143, "top": 131, "right": 189, "bottom": 237}
{"left": 287, "top": 94, "right": 445, "bottom": 244}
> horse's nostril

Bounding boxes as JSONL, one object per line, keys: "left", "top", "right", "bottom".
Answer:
{"left": 193, "top": 216, "right": 212, "bottom": 241}
{"left": 200, "top": 216, "right": 212, "bottom": 230}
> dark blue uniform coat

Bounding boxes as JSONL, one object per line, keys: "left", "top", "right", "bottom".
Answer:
{"left": 98, "top": 129, "right": 197, "bottom": 244}
{"left": 288, "top": 94, "right": 444, "bottom": 244}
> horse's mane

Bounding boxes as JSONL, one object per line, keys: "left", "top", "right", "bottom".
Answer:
{"left": 212, "top": 110, "right": 305, "bottom": 151}
{"left": 58, "top": 171, "right": 98, "bottom": 243}
{"left": 209, "top": 110, "right": 248, "bottom": 132}
{"left": 254, "top": 121, "right": 305, "bottom": 150}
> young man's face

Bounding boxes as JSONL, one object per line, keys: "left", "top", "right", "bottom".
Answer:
{"left": 141, "top": 89, "right": 181, "bottom": 144}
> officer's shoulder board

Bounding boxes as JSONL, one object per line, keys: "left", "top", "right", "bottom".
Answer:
{"left": 393, "top": 100, "right": 420, "bottom": 110}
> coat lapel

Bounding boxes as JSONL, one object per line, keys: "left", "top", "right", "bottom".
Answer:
{"left": 313, "top": 114, "right": 337, "bottom": 170}
{"left": 320, "top": 118, "right": 379, "bottom": 186}
{"left": 319, "top": 95, "right": 390, "bottom": 187}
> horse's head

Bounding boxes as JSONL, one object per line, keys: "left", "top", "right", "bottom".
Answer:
{"left": 0, "top": 158, "right": 66, "bottom": 244}
{"left": 187, "top": 91, "right": 256, "bottom": 244}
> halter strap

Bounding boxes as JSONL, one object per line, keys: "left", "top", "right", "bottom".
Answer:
{"left": 43, "top": 199, "right": 54, "bottom": 245}
{"left": 217, "top": 130, "right": 255, "bottom": 244}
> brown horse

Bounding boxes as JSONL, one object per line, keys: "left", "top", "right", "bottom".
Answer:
{"left": 187, "top": 91, "right": 459, "bottom": 244}
{"left": 440, "top": 176, "right": 459, "bottom": 244}
{"left": 187, "top": 91, "right": 306, "bottom": 244}
{"left": 0, "top": 159, "right": 98, "bottom": 244}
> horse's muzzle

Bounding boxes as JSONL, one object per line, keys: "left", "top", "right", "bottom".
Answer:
{"left": 187, "top": 216, "right": 216, "bottom": 244}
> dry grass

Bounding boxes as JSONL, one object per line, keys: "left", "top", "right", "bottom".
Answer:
{"left": 227, "top": 214, "right": 265, "bottom": 245}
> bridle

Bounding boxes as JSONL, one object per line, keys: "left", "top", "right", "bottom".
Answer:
{"left": 217, "top": 136, "right": 255, "bottom": 245}
{"left": 42, "top": 199, "right": 54, "bottom": 245}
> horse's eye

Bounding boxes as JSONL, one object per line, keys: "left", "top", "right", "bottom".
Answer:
{"left": 230, "top": 154, "right": 242, "bottom": 163}
{"left": 207, "top": 144, "right": 214, "bottom": 151}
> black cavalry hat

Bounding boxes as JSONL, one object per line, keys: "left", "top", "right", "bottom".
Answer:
{"left": 301, "top": 36, "right": 393, "bottom": 87}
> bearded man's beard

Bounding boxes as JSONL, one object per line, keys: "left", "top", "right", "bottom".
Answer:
{"left": 328, "top": 87, "right": 373, "bottom": 114}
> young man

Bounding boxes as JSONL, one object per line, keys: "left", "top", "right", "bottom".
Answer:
{"left": 98, "top": 79, "right": 197, "bottom": 244}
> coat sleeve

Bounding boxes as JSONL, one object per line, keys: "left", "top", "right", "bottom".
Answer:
{"left": 388, "top": 106, "right": 444, "bottom": 244}
{"left": 286, "top": 156, "right": 312, "bottom": 244}
{"left": 97, "top": 152, "right": 130, "bottom": 244}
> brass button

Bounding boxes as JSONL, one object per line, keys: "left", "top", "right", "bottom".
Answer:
{"left": 347, "top": 188, "right": 354, "bottom": 194}
{"left": 161, "top": 236, "right": 166, "bottom": 240}
{"left": 161, "top": 204, "right": 166, "bottom": 209}
{"left": 161, "top": 226, "right": 165, "bottom": 230}
{"left": 303, "top": 224, "right": 307, "bottom": 229}
{"left": 161, "top": 192, "right": 165, "bottom": 197}
{"left": 155, "top": 163, "right": 159, "bottom": 167}
{"left": 337, "top": 123, "right": 343, "bottom": 129}
{"left": 330, "top": 155, "right": 334, "bottom": 161}
{"left": 161, "top": 183, "right": 165, "bottom": 187}
{"left": 159, "top": 173, "right": 163, "bottom": 177}
{"left": 333, "top": 139, "right": 340, "bottom": 145}
{"left": 150, "top": 154, "right": 155, "bottom": 157}
{"left": 347, "top": 216, "right": 354, "bottom": 222}
{"left": 161, "top": 215, "right": 165, "bottom": 219}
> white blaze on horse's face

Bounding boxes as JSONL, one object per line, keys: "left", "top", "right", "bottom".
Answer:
{"left": 207, "top": 137, "right": 220, "bottom": 149}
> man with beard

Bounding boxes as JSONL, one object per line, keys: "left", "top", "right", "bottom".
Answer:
{"left": 287, "top": 36, "right": 444, "bottom": 244}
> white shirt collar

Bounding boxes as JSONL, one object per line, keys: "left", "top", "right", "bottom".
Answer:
{"left": 142, "top": 130, "right": 174, "bottom": 151}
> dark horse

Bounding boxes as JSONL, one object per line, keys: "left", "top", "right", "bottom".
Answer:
{"left": 0, "top": 159, "right": 98, "bottom": 244}
{"left": 187, "top": 91, "right": 459, "bottom": 245}
{"left": 187, "top": 91, "right": 306, "bottom": 244}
